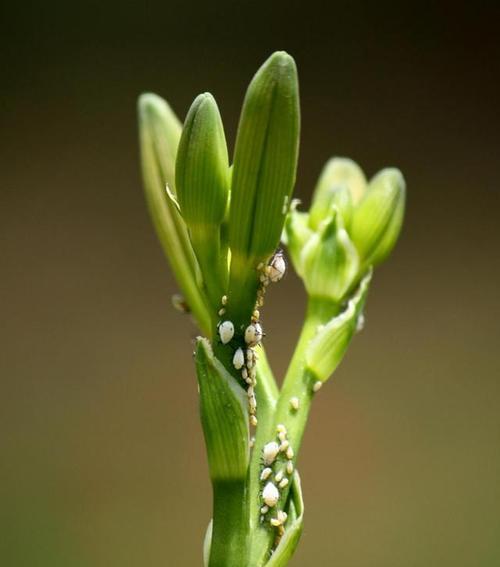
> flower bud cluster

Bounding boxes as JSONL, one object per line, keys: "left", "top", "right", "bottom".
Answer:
{"left": 284, "top": 158, "right": 405, "bottom": 305}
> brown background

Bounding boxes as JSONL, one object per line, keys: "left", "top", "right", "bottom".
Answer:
{"left": 1, "top": 2, "right": 499, "bottom": 565}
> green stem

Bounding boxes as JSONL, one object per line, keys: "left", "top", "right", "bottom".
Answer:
{"left": 209, "top": 480, "right": 249, "bottom": 567}
{"left": 248, "top": 297, "right": 339, "bottom": 565}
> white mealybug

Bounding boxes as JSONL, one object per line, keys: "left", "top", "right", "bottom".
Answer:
{"left": 260, "top": 467, "right": 273, "bottom": 481}
{"left": 218, "top": 308, "right": 225, "bottom": 316}
{"left": 221, "top": 295, "right": 228, "bottom": 306}
{"left": 244, "top": 323, "right": 263, "bottom": 346}
{"left": 277, "top": 510, "right": 288, "bottom": 524}
{"left": 218, "top": 321, "right": 234, "bottom": 344}
{"left": 279, "top": 478, "right": 289, "bottom": 489}
{"left": 286, "top": 446, "right": 294, "bottom": 460}
{"left": 268, "top": 250, "right": 286, "bottom": 283}
{"left": 270, "top": 517, "right": 281, "bottom": 527}
{"left": 286, "top": 461, "right": 294, "bottom": 475}
{"left": 241, "top": 367, "right": 248, "bottom": 380}
{"left": 276, "top": 424, "right": 287, "bottom": 435}
{"left": 248, "top": 395, "right": 257, "bottom": 411}
{"left": 313, "top": 380, "right": 323, "bottom": 393}
{"left": 260, "top": 505, "right": 269, "bottom": 515}
{"left": 262, "top": 441, "right": 280, "bottom": 465}
{"left": 290, "top": 397, "right": 300, "bottom": 411}
{"left": 278, "top": 430, "right": 287, "bottom": 443}
{"left": 279, "top": 440, "right": 289, "bottom": 453}
{"left": 275, "top": 470, "right": 284, "bottom": 483}
{"left": 262, "top": 482, "right": 279, "bottom": 508}
{"left": 250, "top": 415, "right": 258, "bottom": 427}
{"left": 233, "top": 347, "right": 245, "bottom": 370}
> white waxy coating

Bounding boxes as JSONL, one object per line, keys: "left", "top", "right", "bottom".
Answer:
{"left": 268, "top": 252, "right": 286, "bottom": 282}
{"left": 279, "top": 478, "right": 289, "bottom": 489}
{"left": 290, "top": 397, "right": 300, "bottom": 410}
{"left": 262, "top": 441, "right": 280, "bottom": 465}
{"left": 260, "top": 467, "right": 272, "bottom": 481}
{"left": 218, "top": 321, "right": 234, "bottom": 344}
{"left": 262, "top": 482, "right": 279, "bottom": 508}
{"left": 244, "top": 323, "right": 263, "bottom": 346}
{"left": 313, "top": 380, "right": 323, "bottom": 392}
{"left": 233, "top": 347, "right": 245, "bottom": 370}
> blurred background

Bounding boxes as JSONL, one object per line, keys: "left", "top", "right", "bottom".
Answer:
{"left": 1, "top": 1, "right": 499, "bottom": 565}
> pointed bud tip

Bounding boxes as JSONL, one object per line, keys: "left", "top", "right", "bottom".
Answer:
{"left": 138, "top": 92, "right": 167, "bottom": 118}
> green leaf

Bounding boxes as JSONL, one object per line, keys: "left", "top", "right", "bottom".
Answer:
{"left": 203, "top": 520, "right": 212, "bottom": 567}
{"left": 265, "top": 472, "right": 304, "bottom": 567}
{"left": 138, "top": 93, "right": 212, "bottom": 335}
{"left": 305, "top": 270, "right": 372, "bottom": 383}
{"left": 300, "top": 209, "right": 359, "bottom": 303}
{"left": 175, "top": 93, "right": 230, "bottom": 306}
{"left": 309, "top": 157, "right": 367, "bottom": 231}
{"left": 350, "top": 168, "right": 406, "bottom": 268}
{"left": 195, "top": 337, "right": 249, "bottom": 481}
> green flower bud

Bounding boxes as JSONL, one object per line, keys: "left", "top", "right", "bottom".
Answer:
{"left": 138, "top": 93, "right": 212, "bottom": 335}
{"left": 309, "top": 157, "right": 366, "bottom": 230}
{"left": 229, "top": 51, "right": 300, "bottom": 260}
{"left": 283, "top": 203, "right": 313, "bottom": 278}
{"left": 350, "top": 168, "right": 406, "bottom": 269}
{"left": 176, "top": 92, "right": 230, "bottom": 229}
{"left": 195, "top": 337, "right": 249, "bottom": 481}
{"left": 305, "top": 270, "right": 371, "bottom": 383}
{"left": 226, "top": 51, "right": 300, "bottom": 327}
{"left": 175, "top": 93, "right": 230, "bottom": 307}
{"left": 300, "top": 210, "right": 359, "bottom": 304}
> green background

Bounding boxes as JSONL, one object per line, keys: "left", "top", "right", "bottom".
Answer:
{"left": 1, "top": 2, "right": 499, "bottom": 565}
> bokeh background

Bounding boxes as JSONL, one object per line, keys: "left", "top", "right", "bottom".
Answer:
{"left": 1, "top": 2, "right": 499, "bottom": 565}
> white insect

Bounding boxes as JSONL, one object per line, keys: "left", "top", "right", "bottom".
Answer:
{"left": 275, "top": 470, "right": 284, "bottom": 483}
{"left": 286, "top": 446, "right": 294, "bottom": 460}
{"left": 221, "top": 295, "right": 228, "bottom": 306}
{"left": 268, "top": 250, "right": 286, "bottom": 283}
{"left": 279, "top": 440, "right": 289, "bottom": 453}
{"left": 244, "top": 323, "right": 263, "bottom": 346}
{"left": 260, "top": 467, "right": 273, "bottom": 481}
{"left": 313, "top": 380, "right": 323, "bottom": 393}
{"left": 218, "top": 321, "right": 234, "bottom": 344}
{"left": 276, "top": 424, "right": 287, "bottom": 435}
{"left": 250, "top": 415, "right": 258, "bottom": 427}
{"left": 277, "top": 510, "right": 288, "bottom": 524}
{"left": 286, "top": 461, "right": 294, "bottom": 475}
{"left": 233, "top": 347, "right": 245, "bottom": 370}
{"left": 262, "top": 441, "right": 280, "bottom": 465}
{"left": 262, "top": 482, "right": 279, "bottom": 508}
{"left": 279, "top": 478, "right": 289, "bottom": 489}
{"left": 290, "top": 397, "right": 300, "bottom": 411}
{"left": 260, "top": 505, "right": 269, "bottom": 515}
